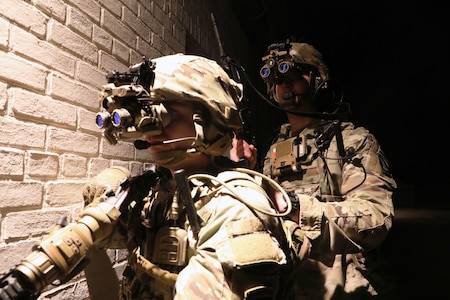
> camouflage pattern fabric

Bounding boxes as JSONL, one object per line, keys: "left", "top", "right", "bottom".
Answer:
{"left": 149, "top": 54, "right": 243, "bottom": 133}
{"left": 289, "top": 43, "right": 329, "bottom": 81}
{"left": 175, "top": 170, "right": 288, "bottom": 299}
{"left": 263, "top": 120, "right": 397, "bottom": 299}
{"left": 84, "top": 168, "right": 289, "bottom": 299}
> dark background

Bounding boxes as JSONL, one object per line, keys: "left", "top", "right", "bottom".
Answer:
{"left": 226, "top": 0, "right": 450, "bottom": 209}
{"left": 224, "top": 2, "right": 450, "bottom": 298}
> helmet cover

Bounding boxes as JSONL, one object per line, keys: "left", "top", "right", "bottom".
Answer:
{"left": 149, "top": 54, "right": 243, "bottom": 131}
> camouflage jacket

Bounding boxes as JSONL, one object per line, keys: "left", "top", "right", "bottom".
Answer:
{"left": 262, "top": 120, "right": 397, "bottom": 299}
{"left": 87, "top": 167, "right": 290, "bottom": 300}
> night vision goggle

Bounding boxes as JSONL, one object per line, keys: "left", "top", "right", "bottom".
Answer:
{"left": 260, "top": 42, "right": 312, "bottom": 84}
{"left": 95, "top": 57, "right": 171, "bottom": 145}
{"left": 260, "top": 51, "right": 294, "bottom": 83}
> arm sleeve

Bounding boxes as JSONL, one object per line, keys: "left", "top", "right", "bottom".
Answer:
{"left": 299, "top": 127, "right": 396, "bottom": 253}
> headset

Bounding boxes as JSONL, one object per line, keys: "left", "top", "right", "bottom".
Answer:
{"left": 255, "top": 39, "right": 350, "bottom": 120}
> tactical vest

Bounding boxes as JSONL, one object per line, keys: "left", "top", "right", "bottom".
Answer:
{"left": 120, "top": 168, "right": 293, "bottom": 300}
{"left": 263, "top": 120, "right": 352, "bottom": 202}
{"left": 119, "top": 170, "right": 183, "bottom": 300}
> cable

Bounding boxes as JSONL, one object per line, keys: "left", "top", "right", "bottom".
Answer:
{"left": 188, "top": 167, "right": 293, "bottom": 218}
{"left": 240, "top": 61, "right": 351, "bottom": 120}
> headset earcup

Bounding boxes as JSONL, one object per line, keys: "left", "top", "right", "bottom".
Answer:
{"left": 270, "top": 85, "right": 279, "bottom": 103}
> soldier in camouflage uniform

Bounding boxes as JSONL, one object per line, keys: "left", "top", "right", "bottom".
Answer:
{"left": 83, "top": 54, "right": 295, "bottom": 299}
{"left": 235, "top": 40, "right": 398, "bottom": 299}
{"left": 0, "top": 54, "right": 293, "bottom": 300}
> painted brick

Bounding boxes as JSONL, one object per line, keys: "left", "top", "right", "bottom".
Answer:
{"left": 111, "top": 39, "right": 130, "bottom": 64}
{"left": 103, "top": 10, "right": 137, "bottom": 48}
{"left": 3, "top": 209, "right": 71, "bottom": 240}
{"left": 122, "top": 7, "right": 150, "bottom": 42}
{"left": 97, "top": 0, "right": 122, "bottom": 18}
{"left": 0, "top": 82, "right": 6, "bottom": 111}
{"left": 136, "top": 38, "right": 155, "bottom": 58}
{"left": 102, "top": 139, "right": 135, "bottom": 159}
{"left": 45, "top": 181, "right": 85, "bottom": 206}
{"left": 99, "top": 50, "right": 127, "bottom": 73}
{"left": 61, "top": 154, "right": 87, "bottom": 177}
{"left": 47, "top": 127, "right": 99, "bottom": 155}
{"left": 121, "top": 0, "right": 139, "bottom": 16}
{"left": 0, "top": 240, "right": 36, "bottom": 273}
{"left": 152, "top": 0, "right": 165, "bottom": 13}
{"left": 49, "top": 20, "right": 98, "bottom": 64}
{"left": 129, "top": 161, "right": 144, "bottom": 176}
{"left": 10, "top": 87, "right": 77, "bottom": 127}
{"left": 67, "top": 0, "right": 101, "bottom": 23}
{"left": 0, "top": 52, "right": 47, "bottom": 92}
{"left": 10, "top": 26, "right": 76, "bottom": 77}
{"left": 1, "top": 0, "right": 47, "bottom": 38}
{"left": 0, "top": 18, "right": 9, "bottom": 48}
{"left": 111, "top": 160, "right": 129, "bottom": 171}
{"left": 151, "top": 32, "right": 166, "bottom": 54}
{"left": 67, "top": 6, "right": 93, "bottom": 40}
{"left": 0, "top": 148, "right": 24, "bottom": 177}
{"left": 87, "top": 157, "right": 110, "bottom": 177}
{"left": 92, "top": 24, "right": 113, "bottom": 52}
{"left": 148, "top": 0, "right": 164, "bottom": 23}
{"left": 0, "top": 117, "right": 46, "bottom": 149}
{"left": 135, "top": 147, "right": 152, "bottom": 161}
{"left": 143, "top": 9, "right": 164, "bottom": 38}
{"left": 51, "top": 73, "right": 99, "bottom": 109}
{"left": 77, "top": 60, "right": 108, "bottom": 87}
{"left": 0, "top": 181, "right": 43, "bottom": 208}
{"left": 34, "top": 0, "right": 68, "bottom": 23}
{"left": 26, "top": 151, "right": 59, "bottom": 179}
{"left": 116, "top": 248, "right": 129, "bottom": 263}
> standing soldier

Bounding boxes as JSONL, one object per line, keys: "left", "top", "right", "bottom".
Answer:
{"left": 234, "top": 40, "right": 398, "bottom": 299}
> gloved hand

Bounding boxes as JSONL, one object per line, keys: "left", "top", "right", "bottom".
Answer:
{"left": 82, "top": 166, "right": 131, "bottom": 206}
{"left": 284, "top": 219, "right": 305, "bottom": 258}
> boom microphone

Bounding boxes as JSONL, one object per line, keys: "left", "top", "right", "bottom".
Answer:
{"left": 282, "top": 92, "right": 309, "bottom": 100}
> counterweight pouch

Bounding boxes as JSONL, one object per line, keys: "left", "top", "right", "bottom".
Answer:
{"left": 152, "top": 187, "right": 189, "bottom": 268}
{"left": 152, "top": 226, "right": 187, "bottom": 266}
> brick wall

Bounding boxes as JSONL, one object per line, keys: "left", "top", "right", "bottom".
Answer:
{"left": 0, "top": 1, "right": 249, "bottom": 299}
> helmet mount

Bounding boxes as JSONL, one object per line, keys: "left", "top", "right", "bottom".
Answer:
{"left": 96, "top": 54, "right": 244, "bottom": 162}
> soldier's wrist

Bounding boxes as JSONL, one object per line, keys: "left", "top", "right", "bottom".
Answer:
{"left": 283, "top": 191, "right": 300, "bottom": 220}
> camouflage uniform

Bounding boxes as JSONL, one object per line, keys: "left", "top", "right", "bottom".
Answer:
{"left": 84, "top": 54, "right": 291, "bottom": 300}
{"left": 262, "top": 119, "right": 397, "bottom": 299}
{"left": 83, "top": 165, "right": 289, "bottom": 300}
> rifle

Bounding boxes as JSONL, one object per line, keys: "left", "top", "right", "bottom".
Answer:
{"left": 210, "top": 13, "right": 256, "bottom": 146}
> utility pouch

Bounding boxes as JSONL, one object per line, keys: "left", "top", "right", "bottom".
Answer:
{"left": 270, "top": 134, "right": 307, "bottom": 177}
{"left": 152, "top": 226, "right": 188, "bottom": 266}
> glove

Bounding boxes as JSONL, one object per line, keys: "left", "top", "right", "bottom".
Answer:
{"left": 82, "top": 166, "right": 131, "bottom": 206}
{"left": 284, "top": 219, "right": 305, "bottom": 258}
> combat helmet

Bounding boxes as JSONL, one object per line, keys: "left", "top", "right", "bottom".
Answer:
{"left": 96, "top": 53, "right": 244, "bottom": 164}
{"left": 260, "top": 40, "right": 331, "bottom": 109}
{"left": 288, "top": 43, "right": 329, "bottom": 81}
